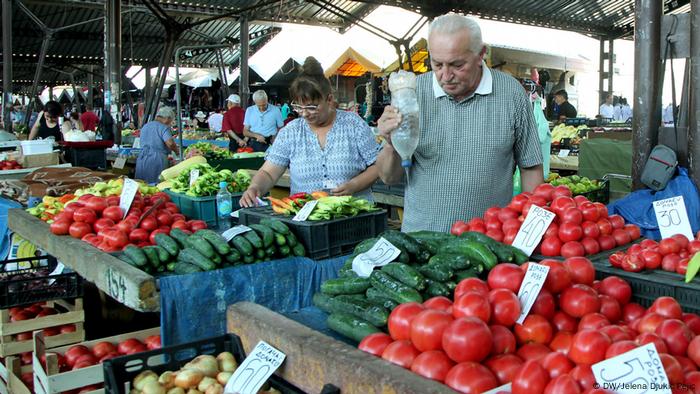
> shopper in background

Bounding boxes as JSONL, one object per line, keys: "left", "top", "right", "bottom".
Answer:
{"left": 61, "top": 112, "right": 83, "bottom": 133}
{"left": 243, "top": 90, "right": 284, "bottom": 152}
{"left": 221, "top": 94, "right": 246, "bottom": 151}
{"left": 240, "top": 56, "right": 381, "bottom": 207}
{"left": 208, "top": 109, "right": 224, "bottom": 133}
{"left": 618, "top": 98, "right": 632, "bottom": 122}
{"left": 80, "top": 105, "right": 100, "bottom": 131}
{"left": 135, "top": 106, "right": 179, "bottom": 184}
{"left": 554, "top": 90, "right": 577, "bottom": 121}
{"left": 376, "top": 14, "right": 543, "bottom": 232}
{"left": 29, "top": 101, "right": 63, "bottom": 141}
{"left": 599, "top": 93, "right": 615, "bottom": 119}
{"left": 193, "top": 111, "right": 209, "bottom": 129}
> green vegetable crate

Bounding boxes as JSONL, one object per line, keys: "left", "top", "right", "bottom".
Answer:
{"left": 209, "top": 157, "right": 265, "bottom": 172}
{"left": 165, "top": 189, "right": 243, "bottom": 227}
{"left": 238, "top": 206, "right": 387, "bottom": 259}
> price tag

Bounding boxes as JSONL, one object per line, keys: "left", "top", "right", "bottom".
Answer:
{"left": 118, "top": 179, "right": 139, "bottom": 219}
{"left": 653, "top": 196, "right": 694, "bottom": 241}
{"left": 352, "top": 237, "right": 402, "bottom": 278}
{"left": 132, "top": 137, "right": 141, "bottom": 148}
{"left": 47, "top": 261, "right": 66, "bottom": 286}
{"left": 256, "top": 197, "right": 269, "bottom": 206}
{"left": 189, "top": 169, "right": 200, "bottom": 188}
{"left": 222, "top": 225, "right": 252, "bottom": 241}
{"left": 591, "top": 343, "right": 671, "bottom": 393}
{"left": 483, "top": 383, "right": 512, "bottom": 394}
{"left": 292, "top": 200, "right": 318, "bottom": 222}
{"left": 511, "top": 205, "right": 556, "bottom": 256}
{"left": 224, "top": 341, "right": 286, "bottom": 394}
{"left": 558, "top": 149, "right": 571, "bottom": 157}
{"left": 516, "top": 263, "right": 550, "bottom": 324}
{"left": 113, "top": 156, "right": 126, "bottom": 169}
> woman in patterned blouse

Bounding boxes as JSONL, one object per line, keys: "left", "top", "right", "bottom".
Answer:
{"left": 240, "top": 57, "right": 381, "bottom": 207}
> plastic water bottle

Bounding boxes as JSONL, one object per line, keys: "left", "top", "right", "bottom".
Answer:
{"left": 388, "top": 71, "right": 420, "bottom": 178}
{"left": 216, "top": 181, "right": 232, "bottom": 231}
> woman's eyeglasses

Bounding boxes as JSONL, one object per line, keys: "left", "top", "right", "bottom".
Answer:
{"left": 291, "top": 103, "right": 320, "bottom": 114}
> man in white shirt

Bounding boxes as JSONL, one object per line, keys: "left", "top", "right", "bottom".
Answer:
{"left": 599, "top": 94, "right": 615, "bottom": 119}
{"left": 208, "top": 109, "right": 224, "bottom": 132}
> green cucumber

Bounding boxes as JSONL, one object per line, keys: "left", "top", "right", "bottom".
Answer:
{"left": 225, "top": 248, "right": 241, "bottom": 262}
{"left": 439, "top": 239, "right": 498, "bottom": 270}
{"left": 152, "top": 245, "right": 170, "bottom": 263}
{"left": 380, "top": 230, "right": 422, "bottom": 257}
{"left": 211, "top": 253, "right": 222, "bottom": 265}
{"left": 418, "top": 263, "right": 454, "bottom": 282}
{"left": 123, "top": 246, "right": 148, "bottom": 268}
{"left": 179, "top": 248, "right": 216, "bottom": 271}
{"left": 173, "top": 261, "right": 202, "bottom": 275}
{"left": 381, "top": 263, "right": 425, "bottom": 290}
{"left": 512, "top": 248, "right": 529, "bottom": 265}
{"left": 326, "top": 313, "right": 380, "bottom": 343}
{"left": 414, "top": 238, "right": 441, "bottom": 256}
{"left": 166, "top": 262, "right": 176, "bottom": 271}
{"left": 292, "top": 243, "right": 305, "bottom": 257}
{"left": 312, "top": 293, "right": 388, "bottom": 327}
{"left": 369, "top": 271, "right": 422, "bottom": 304}
{"left": 260, "top": 219, "right": 290, "bottom": 235}
{"left": 429, "top": 253, "right": 472, "bottom": 270}
{"left": 154, "top": 233, "right": 180, "bottom": 257}
{"left": 243, "top": 255, "right": 255, "bottom": 264}
{"left": 169, "top": 228, "right": 191, "bottom": 249}
{"left": 118, "top": 253, "right": 135, "bottom": 266}
{"left": 197, "top": 230, "right": 231, "bottom": 255}
{"left": 408, "top": 231, "right": 456, "bottom": 244}
{"left": 365, "top": 287, "right": 399, "bottom": 310}
{"left": 424, "top": 280, "right": 451, "bottom": 297}
{"left": 231, "top": 235, "right": 254, "bottom": 256}
{"left": 274, "top": 233, "right": 286, "bottom": 246}
{"left": 256, "top": 249, "right": 266, "bottom": 259}
{"left": 248, "top": 224, "right": 274, "bottom": 248}
{"left": 284, "top": 233, "right": 298, "bottom": 247}
{"left": 321, "top": 277, "right": 371, "bottom": 295}
{"left": 279, "top": 245, "right": 291, "bottom": 256}
{"left": 142, "top": 246, "right": 161, "bottom": 268}
{"left": 454, "top": 268, "right": 480, "bottom": 282}
{"left": 242, "top": 230, "right": 263, "bottom": 249}
{"left": 265, "top": 245, "right": 276, "bottom": 256}
{"left": 353, "top": 238, "right": 378, "bottom": 254}
{"left": 186, "top": 235, "right": 216, "bottom": 259}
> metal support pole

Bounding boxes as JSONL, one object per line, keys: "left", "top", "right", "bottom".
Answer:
{"left": 599, "top": 37, "right": 606, "bottom": 103}
{"left": 239, "top": 16, "right": 250, "bottom": 106}
{"left": 689, "top": 0, "right": 700, "bottom": 186}
{"left": 24, "top": 33, "right": 51, "bottom": 127}
{"left": 393, "top": 43, "right": 403, "bottom": 70}
{"left": 104, "top": 0, "right": 122, "bottom": 144}
{"left": 607, "top": 39, "right": 615, "bottom": 95}
{"left": 632, "top": 0, "right": 663, "bottom": 190}
{"left": 88, "top": 65, "right": 94, "bottom": 109}
{"left": 2, "top": 0, "right": 13, "bottom": 132}
{"left": 403, "top": 41, "right": 414, "bottom": 73}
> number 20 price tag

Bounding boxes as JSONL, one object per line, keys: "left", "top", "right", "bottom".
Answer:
{"left": 512, "top": 205, "right": 556, "bottom": 256}
{"left": 516, "top": 263, "right": 549, "bottom": 324}
{"left": 653, "top": 196, "right": 694, "bottom": 241}
{"left": 591, "top": 343, "right": 671, "bottom": 394}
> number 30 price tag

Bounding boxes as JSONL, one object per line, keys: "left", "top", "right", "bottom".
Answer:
{"left": 352, "top": 238, "right": 401, "bottom": 277}
{"left": 653, "top": 196, "right": 694, "bottom": 241}
{"left": 592, "top": 343, "right": 671, "bottom": 394}
{"left": 512, "top": 205, "right": 556, "bottom": 256}
{"left": 516, "top": 263, "right": 549, "bottom": 324}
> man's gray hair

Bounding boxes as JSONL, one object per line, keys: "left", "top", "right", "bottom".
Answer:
{"left": 428, "top": 14, "right": 484, "bottom": 54}
{"left": 252, "top": 90, "right": 268, "bottom": 102}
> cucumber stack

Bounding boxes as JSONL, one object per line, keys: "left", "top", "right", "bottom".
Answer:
{"left": 116, "top": 219, "right": 306, "bottom": 275}
{"left": 315, "top": 229, "right": 528, "bottom": 342}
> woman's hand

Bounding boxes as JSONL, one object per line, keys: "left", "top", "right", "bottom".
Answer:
{"left": 331, "top": 180, "right": 358, "bottom": 196}
{"left": 239, "top": 185, "right": 261, "bottom": 207}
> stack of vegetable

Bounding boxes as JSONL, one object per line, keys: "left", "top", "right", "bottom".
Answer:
{"left": 168, "top": 163, "right": 251, "bottom": 197}
{"left": 269, "top": 193, "right": 378, "bottom": 220}
{"left": 119, "top": 219, "right": 305, "bottom": 275}
{"left": 314, "top": 230, "right": 527, "bottom": 341}
{"left": 184, "top": 142, "right": 233, "bottom": 161}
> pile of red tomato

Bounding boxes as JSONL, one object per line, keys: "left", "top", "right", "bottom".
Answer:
{"left": 609, "top": 233, "right": 700, "bottom": 274}
{"left": 451, "top": 184, "right": 641, "bottom": 258}
{"left": 48, "top": 192, "right": 206, "bottom": 252}
{"left": 9, "top": 302, "right": 76, "bottom": 340}
{"left": 358, "top": 256, "right": 700, "bottom": 394}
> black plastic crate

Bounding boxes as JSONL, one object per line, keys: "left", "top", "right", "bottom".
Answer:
{"left": 239, "top": 207, "right": 387, "bottom": 259}
{"left": 65, "top": 147, "right": 107, "bottom": 170}
{"left": 103, "top": 333, "right": 304, "bottom": 394}
{"left": 593, "top": 262, "right": 700, "bottom": 314}
{"left": 0, "top": 255, "right": 83, "bottom": 309}
{"left": 371, "top": 180, "right": 406, "bottom": 197}
{"left": 578, "top": 179, "right": 610, "bottom": 204}
{"left": 531, "top": 238, "right": 642, "bottom": 264}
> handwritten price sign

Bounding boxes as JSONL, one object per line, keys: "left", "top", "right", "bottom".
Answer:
{"left": 516, "top": 263, "right": 550, "bottom": 324}
{"left": 512, "top": 205, "right": 556, "bottom": 256}
{"left": 225, "top": 341, "right": 286, "bottom": 394}
{"left": 653, "top": 196, "right": 693, "bottom": 241}
{"left": 352, "top": 238, "right": 401, "bottom": 277}
{"left": 592, "top": 343, "right": 671, "bottom": 394}
{"left": 292, "top": 200, "right": 318, "bottom": 222}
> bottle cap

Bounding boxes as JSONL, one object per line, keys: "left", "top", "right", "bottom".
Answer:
{"left": 219, "top": 181, "right": 227, "bottom": 188}
{"left": 401, "top": 159, "right": 412, "bottom": 168}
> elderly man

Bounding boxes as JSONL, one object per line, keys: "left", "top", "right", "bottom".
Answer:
{"left": 243, "top": 90, "right": 284, "bottom": 152}
{"left": 221, "top": 94, "right": 246, "bottom": 151}
{"left": 376, "top": 14, "right": 543, "bottom": 232}
{"left": 135, "top": 106, "right": 179, "bottom": 184}
{"left": 599, "top": 94, "right": 615, "bottom": 119}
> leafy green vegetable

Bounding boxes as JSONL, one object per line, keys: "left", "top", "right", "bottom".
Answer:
{"left": 307, "top": 196, "right": 378, "bottom": 221}
{"left": 184, "top": 142, "right": 233, "bottom": 161}
{"left": 169, "top": 163, "right": 251, "bottom": 196}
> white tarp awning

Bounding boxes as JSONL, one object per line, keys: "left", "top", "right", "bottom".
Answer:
{"left": 126, "top": 67, "right": 237, "bottom": 90}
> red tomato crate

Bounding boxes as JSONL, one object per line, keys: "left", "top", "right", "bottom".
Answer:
{"left": 0, "top": 355, "right": 32, "bottom": 394}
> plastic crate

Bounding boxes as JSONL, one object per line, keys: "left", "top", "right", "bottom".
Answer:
{"left": 239, "top": 207, "right": 388, "bottom": 259}
{"left": 593, "top": 262, "right": 700, "bottom": 314}
{"left": 165, "top": 189, "right": 243, "bottom": 227}
{"left": 103, "top": 333, "right": 304, "bottom": 394}
{"left": 64, "top": 148, "right": 107, "bottom": 170}
{"left": 209, "top": 157, "right": 265, "bottom": 171}
{"left": 565, "top": 118, "right": 588, "bottom": 126}
{"left": 0, "top": 256, "right": 83, "bottom": 309}
{"left": 578, "top": 178, "right": 610, "bottom": 204}
{"left": 371, "top": 180, "right": 406, "bottom": 196}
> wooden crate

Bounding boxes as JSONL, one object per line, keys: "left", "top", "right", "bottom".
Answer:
{"left": 33, "top": 327, "right": 160, "bottom": 394}
{"left": 0, "top": 356, "right": 32, "bottom": 394}
{"left": 0, "top": 299, "right": 85, "bottom": 357}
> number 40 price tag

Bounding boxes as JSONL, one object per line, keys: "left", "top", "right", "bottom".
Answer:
{"left": 653, "top": 196, "right": 694, "bottom": 241}
{"left": 512, "top": 205, "right": 556, "bottom": 256}
{"left": 591, "top": 343, "right": 671, "bottom": 394}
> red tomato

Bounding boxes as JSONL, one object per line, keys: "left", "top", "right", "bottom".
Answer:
{"left": 410, "top": 350, "right": 454, "bottom": 383}
{"left": 381, "top": 340, "right": 420, "bottom": 369}
{"left": 552, "top": 185, "right": 573, "bottom": 199}
{"left": 63, "top": 201, "right": 84, "bottom": 217}
{"left": 517, "top": 343, "right": 552, "bottom": 362}
{"left": 69, "top": 222, "right": 92, "bottom": 239}
{"left": 50, "top": 220, "right": 71, "bottom": 235}
{"left": 598, "top": 295, "right": 623, "bottom": 323}
{"left": 128, "top": 228, "right": 149, "bottom": 243}
{"left": 608, "top": 214, "right": 625, "bottom": 229}
{"left": 580, "top": 203, "right": 600, "bottom": 222}
{"left": 599, "top": 276, "right": 632, "bottom": 305}
{"left": 688, "top": 240, "right": 700, "bottom": 255}
{"left": 538, "top": 260, "right": 572, "bottom": 294}
{"left": 605, "top": 340, "right": 638, "bottom": 358}
{"left": 124, "top": 343, "right": 147, "bottom": 354}
{"left": 423, "top": 296, "right": 452, "bottom": 311}
{"left": 117, "top": 338, "right": 145, "bottom": 355}
{"left": 73, "top": 354, "right": 98, "bottom": 369}
{"left": 678, "top": 258, "right": 690, "bottom": 275}
{"left": 115, "top": 219, "right": 137, "bottom": 234}
{"left": 490, "top": 325, "right": 517, "bottom": 355}
{"left": 650, "top": 296, "right": 683, "bottom": 320}
{"left": 15, "top": 332, "right": 32, "bottom": 341}
{"left": 358, "top": 333, "right": 393, "bottom": 357}
{"left": 675, "top": 355, "right": 697, "bottom": 374}
{"left": 164, "top": 202, "right": 179, "bottom": 214}
{"left": 93, "top": 218, "right": 115, "bottom": 233}
{"left": 104, "top": 230, "right": 129, "bottom": 249}
{"left": 410, "top": 309, "right": 453, "bottom": 352}
{"left": 442, "top": 317, "right": 492, "bottom": 363}
{"left": 531, "top": 288, "right": 556, "bottom": 320}
{"left": 502, "top": 218, "right": 522, "bottom": 234}
{"left": 558, "top": 223, "right": 583, "bottom": 243}
{"left": 569, "top": 329, "right": 611, "bottom": 365}
{"left": 515, "top": 314, "right": 553, "bottom": 345}
{"left": 637, "top": 312, "right": 667, "bottom": 334}
{"left": 485, "top": 354, "right": 524, "bottom": 385}
{"left": 78, "top": 193, "right": 95, "bottom": 202}
{"left": 560, "top": 284, "right": 600, "bottom": 318}
{"left": 102, "top": 206, "right": 123, "bottom": 222}
{"left": 65, "top": 345, "right": 91, "bottom": 367}
{"left": 498, "top": 208, "right": 519, "bottom": 223}
{"left": 541, "top": 351, "right": 574, "bottom": 379}
{"left": 149, "top": 229, "right": 170, "bottom": 244}
{"left": 451, "top": 220, "right": 469, "bottom": 236}
{"left": 683, "top": 313, "right": 700, "bottom": 335}
{"left": 570, "top": 365, "right": 596, "bottom": 391}
{"left": 578, "top": 313, "right": 610, "bottom": 331}
{"left": 593, "top": 202, "right": 608, "bottom": 218}
{"left": 453, "top": 292, "right": 491, "bottom": 323}
{"left": 688, "top": 336, "right": 700, "bottom": 366}
{"left": 612, "top": 229, "right": 631, "bottom": 246}
{"left": 641, "top": 249, "right": 663, "bottom": 270}
{"left": 559, "top": 207, "right": 583, "bottom": 225}
{"left": 541, "top": 236, "right": 563, "bottom": 256}
{"left": 597, "top": 218, "right": 613, "bottom": 235}
{"left": 171, "top": 220, "right": 189, "bottom": 231}
{"left": 624, "top": 224, "right": 641, "bottom": 241}
{"left": 445, "top": 362, "right": 498, "bottom": 394}
{"left": 139, "top": 216, "right": 158, "bottom": 231}
{"left": 484, "top": 207, "right": 502, "bottom": 222}
{"left": 92, "top": 341, "right": 118, "bottom": 358}
{"left": 551, "top": 196, "right": 576, "bottom": 215}
{"left": 188, "top": 220, "right": 207, "bottom": 231}
{"left": 598, "top": 235, "right": 617, "bottom": 251}
{"left": 544, "top": 222, "right": 560, "bottom": 239}
{"left": 85, "top": 197, "right": 107, "bottom": 213}
{"left": 144, "top": 335, "right": 160, "bottom": 350}
{"left": 509, "top": 194, "right": 530, "bottom": 213}
{"left": 661, "top": 353, "right": 685, "bottom": 384}
{"left": 533, "top": 184, "right": 555, "bottom": 201}
{"left": 488, "top": 288, "right": 522, "bottom": 327}
{"left": 388, "top": 302, "right": 424, "bottom": 340}
{"left": 662, "top": 253, "right": 682, "bottom": 272}
{"left": 156, "top": 211, "right": 173, "bottom": 227}
{"left": 544, "top": 375, "right": 581, "bottom": 394}
{"left": 486, "top": 229, "right": 505, "bottom": 242}
{"left": 99, "top": 351, "right": 121, "bottom": 362}
{"left": 171, "top": 213, "right": 186, "bottom": 222}
{"left": 486, "top": 220, "right": 502, "bottom": 233}
{"left": 552, "top": 311, "right": 579, "bottom": 332}
{"left": 563, "top": 256, "right": 595, "bottom": 285}
{"left": 656, "top": 319, "right": 694, "bottom": 357}
{"left": 106, "top": 195, "right": 120, "bottom": 206}
{"left": 581, "top": 238, "right": 601, "bottom": 255}
{"left": 73, "top": 208, "right": 97, "bottom": 224}
{"left": 549, "top": 331, "right": 573, "bottom": 355}
{"left": 487, "top": 263, "right": 525, "bottom": 293}
{"left": 511, "top": 359, "right": 551, "bottom": 394}
{"left": 561, "top": 241, "right": 585, "bottom": 258}
{"left": 660, "top": 238, "right": 682, "bottom": 256}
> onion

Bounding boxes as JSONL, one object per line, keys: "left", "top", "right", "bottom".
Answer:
{"left": 174, "top": 369, "right": 203, "bottom": 389}
{"left": 205, "top": 384, "right": 223, "bottom": 394}
{"left": 159, "top": 371, "right": 175, "bottom": 389}
{"left": 197, "top": 377, "right": 217, "bottom": 392}
{"left": 216, "top": 352, "right": 237, "bottom": 373}
{"left": 142, "top": 380, "right": 166, "bottom": 394}
{"left": 184, "top": 355, "right": 219, "bottom": 377}
{"left": 134, "top": 371, "right": 159, "bottom": 391}
{"left": 186, "top": 390, "right": 203, "bottom": 394}
{"left": 166, "top": 388, "right": 185, "bottom": 394}
{"left": 216, "top": 372, "right": 232, "bottom": 386}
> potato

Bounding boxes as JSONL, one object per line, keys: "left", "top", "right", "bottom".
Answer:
{"left": 159, "top": 371, "right": 176, "bottom": 389}
{"left": 205, "top": 383, "right": 223, "bottom": 394}
{"left": 185, "top": 355, "right": 219, "bottom": 377}
{"left": 174, "top": 369, "right": 203, "bottom": 389}
{"left": 134, "top": 371, "right": 159, "bottom": 391}
{"left": 216, "top": 372, "right": 232, "bottom": 386}
{"left": 216, "top": 352, "right": 237, "bottom": 373}
{"left": 142, "top": 380, "right": 166, "bottom": 394}
{"left": 197, "top": 376, "right": 217, "bottom": 392}
{"left": 166, "top": 388, "right": 185, "bottom": 394}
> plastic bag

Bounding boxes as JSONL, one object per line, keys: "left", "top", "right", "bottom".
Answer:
{"left": 608, "top": 167, "right": 700, "bottom": 240}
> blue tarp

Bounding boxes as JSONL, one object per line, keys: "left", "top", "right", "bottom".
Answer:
{"left": 181, "top": 139, "right": 229, "bottom": 148}
{"left": 0, "top": 198, "right": 22, "bottom": 259}
{"left": 160, "top": 256, "right": 347, "bottom": 345}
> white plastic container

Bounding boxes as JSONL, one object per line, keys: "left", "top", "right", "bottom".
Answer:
{"left": 20, "top": 140, "right": 54, "bottom": 155}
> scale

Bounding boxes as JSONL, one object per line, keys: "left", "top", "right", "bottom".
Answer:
{"left": 0, "top": 130, "right": 21, "bottom": 152}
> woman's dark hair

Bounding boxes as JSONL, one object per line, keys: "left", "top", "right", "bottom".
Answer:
{"left": 289, "top": 57, "right": 332, "bottom": 104}
{"left": 44, "top": 101, "right": 62, "bottom": 118}
{"left": 70, "top": 112, "right": 80, "bottom": 121}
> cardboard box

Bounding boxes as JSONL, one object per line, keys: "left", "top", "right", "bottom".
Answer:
{"left": 21, "top": 152, "right": 59, "bottom": 168}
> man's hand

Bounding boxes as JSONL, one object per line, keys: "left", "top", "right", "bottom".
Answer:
{"left": 255, "top": 135, "right": 266, "bottom": 144}
{"left": 331, "top": 180, "right": 357, "bottom": 196}
{"left": 239, "top": 186, "right": 261, "bottom": 207}
{"left": 237, "top": 138, "right": 247, "bottom": 147}
{"left": 377, "top": 106, "right": 402, "bottom": 145}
